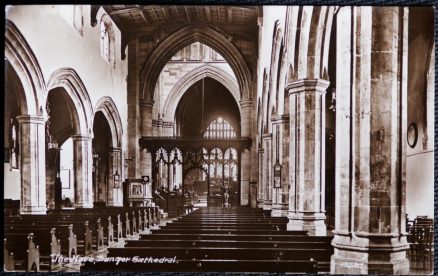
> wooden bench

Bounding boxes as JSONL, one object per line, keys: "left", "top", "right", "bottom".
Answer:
{"left": 4, "top": 233, "right": 39, "bottom": 272}
{"left": 82, "top": 259, "right": 318, "bottom": 273}
{"left": 7, "top": 224, "right": 77, "bottom": 258}
{"left": 105, "top": 246, "right": 332, "bottom": 262}
{"left": 177, "top": 204, "right": 194, "bottom": 216}
{"left": 150, "top": 228, "right": 306, "bottom": 235}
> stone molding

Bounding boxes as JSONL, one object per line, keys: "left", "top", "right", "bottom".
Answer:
{"left": 5, "top": 20, "right": 46, "bottom": 117}
{"left": 95, "top": 96, "right": 123, "bottom": 148}
{"left": 286, "top": 78, "right": 330, "bottom": 95}
{"left": 47, "top": 68, "right": 94, "bottom": 136}
{"left": 140, "top": 25, "right": 252, "bottom": 103}
{"left": 163, "top": 64, "right": 240, "bottom": 120}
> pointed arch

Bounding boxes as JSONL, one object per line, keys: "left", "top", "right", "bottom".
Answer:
{"left": 261, "top": 68, "right": 269, "bottom": 133}
{"left": 99, "top": 13, "right": 115, "bottom": 66}
{"left": 291, "top": 6, "right": 335, "bottom": 80}
{"left": 140, "top": 25, "right": 252, "bottom": 103}
{"left": 47, "top": 68, "right": 94, "bottom": 136}
{"left": 95, "top": 97, "right": 123, "bottom": 148}
{"left": 5, "top": 20, "right": 46, "bottom": 116}
{"left": 163, "top": 64, "right": 240, "bottom": 121}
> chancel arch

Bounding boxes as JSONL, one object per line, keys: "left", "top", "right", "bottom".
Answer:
{"left": 140, "top": 26, "right": 252, "bottom": 103}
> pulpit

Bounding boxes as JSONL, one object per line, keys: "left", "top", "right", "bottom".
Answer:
{"left": 124, "top": 178, "right": 152, "bottom": 207}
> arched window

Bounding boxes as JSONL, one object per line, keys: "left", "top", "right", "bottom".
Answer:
{"left": 9, "top": 117, "right": 19, "bottom": 169}
{"left": 100, "top": 15, "right": 115, "bottom": 66}
{"left": 204, "top": 117, "right": 236, "bottom": 139}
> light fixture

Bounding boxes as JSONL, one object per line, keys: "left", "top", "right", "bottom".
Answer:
{"left": 113, "top": 170, "right": 121, "bottom": 188}
{"left": 46, "top": 103, "right": 59, "bottom": 150}
{"left": 329, "top": 88, "right": 336, "bottom": 112}
{"left": 124, "top": 156, "right": 135, "bottom": 168}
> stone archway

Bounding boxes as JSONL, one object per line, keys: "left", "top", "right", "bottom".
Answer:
{"left": 140, "top": 26, "right": 252, "bottom": 103}
{"left": 137, "top": 26, "right": 254, "bottom": 205}
{"left": 5, "top": 20, "right": 45, "bottom": 117}
{"left": 5, "top": 20, "right": 47, "bottom": 214}
{"left": 47, "top": 68, "right": 94, "bottom": 208}
{"left": 94, "top": 97, "right": 124, "bottom": 206}
{"left": 95, "top": 96, "right": 123, "bottom": 148}
{"left": 162, "top": 64, "right": 240, "bottom": 122}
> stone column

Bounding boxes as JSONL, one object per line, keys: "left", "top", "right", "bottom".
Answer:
{"left": 257, "top": 147, "right": 264, "bottom": 208}
{"left": 72, "top": 134, "right": 93, "bottom": 208}
{"left": 262, "top": 133, "right": 272, "bottom": 210}
{"left": 17, "top": 115, "right": 46, "bottom": 214}
{"left": 331, "top": 7, "right": 409, "bottom": 274}
{"left": 271, "top": 115, "right": 289, "bottom": 217}
{"left": 107, "top": 147, "right": 122, "bottom": 207}
{"left": 286, "top": 79, "right": 328, "bottom": 236}
{"left": 240, "top": 100, "right": 252, "bottom": 205}
{"left": 126, "top": 39, "right": 141, "bottom": 179}
{"left": 139, "top": 100, "right": 154, "bottom": 179}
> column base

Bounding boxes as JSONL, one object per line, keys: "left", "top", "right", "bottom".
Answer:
{"left": 263, "top": 200, "right": 272, "bottom": 210}
{"left": 257, "top": 200, "right": 264, "bottom": 209}
{"left": 20, "top": 206, "right": 47, "bottom": 215}
{"left": 74, "top": 202, "right": 94, "bottom": 208}
{"left": 271, "top": 204, "right": 288, "bottom": 217}
{"left": 331, "top": 234, "right": 410, "bottom": 274}
{"left": 287, "top": 212, "right": 327, "bottom": 236}
{"left": 106, "top": 202, "right": 123, "bottom": 207}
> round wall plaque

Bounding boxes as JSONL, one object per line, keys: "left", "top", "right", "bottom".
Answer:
{"left": 407, "top": 122, "right": 418, "bottom": 148}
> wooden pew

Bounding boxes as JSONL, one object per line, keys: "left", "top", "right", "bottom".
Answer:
{"left": 82, "top": 259, "right": 318, "bottom": 273}
{"left": 3, "top": 233, "right": 39, "bottom": 272}
{"left": 6, "top": 224, "right": 77, "bottom": 259}
{"left": 105, "top": 246, "right": 332, "bottom": 262}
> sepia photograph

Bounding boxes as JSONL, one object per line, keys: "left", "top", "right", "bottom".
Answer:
{"left": 3, "top": 4, "right": 435, "bottom": 274}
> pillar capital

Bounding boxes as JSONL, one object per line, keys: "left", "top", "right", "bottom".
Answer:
{"left": 286, "top": 78, "right": 330, "bottom": 95}
{"left": 139, "top": 99, "right": 154, "bottom": 109}
{"left": 271, "top": 114, "right": 289, "bottom": 124}
{"left": 16, "top": 115, "right": 45, "bottom": 124}
{"left": 71, "top": 134, "right": 92, "bottom": 141}
{"left": 239, "top": 99, "right": 253, "bottom": 108}
{"left": 109, "top": 147, "right": 122, "bottom": 152}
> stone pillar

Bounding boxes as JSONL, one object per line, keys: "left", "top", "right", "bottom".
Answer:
{"left": 72, "top": 134, "right": 93, "bottom": 208}
{"left": 107, "top": 147, "right": 122, "bottom": 207}
{"left": 127, "top": 39, "right": 140, "bottom": 178}
{"left": 17, "top": 115, "right": 47, "bottom": 214}
{"left": 271, "top": 115, "right": 289, "bottom": 217}
{"left": 240, "top": 100, "right": 252, "bottom": 205}
{"left": 331, "top": 7, "right": 409, "bottom": 274}
{"left": 262, "top": 133, "right": 272, "bottom": 210}
{"left": 286, "top": 79, "right": 328, "bottom": 236}
{"left": 139, "top": 100, "right": 154, "bottom": 179}
{"left": 257, "top": 147, "right": 264, "bottom": 208}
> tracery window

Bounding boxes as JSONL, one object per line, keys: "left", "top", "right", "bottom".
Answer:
{"left": 204, "top": 117, "right": 236, "bottom": 139}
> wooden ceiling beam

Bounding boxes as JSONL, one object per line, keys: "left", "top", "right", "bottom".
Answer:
{"left": 161, "top": 8, "right": 170, "bottom": 21}
{"left": 136, "top": 7, "right": 150, "bottom": 27}
{"left": 204, "top": 7, "right": 211, "bottom": 21}
{"left": 227, "top": 7, "right": 233, "bottom": 24}
{"left": 151, "top": 8, "right": 159, "bottom": 21}
{"left": 109, "top": 7, "right": 138, "bottom": 16}
{"left": 184, "top": 6, "right": 191, "bottom": 23}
